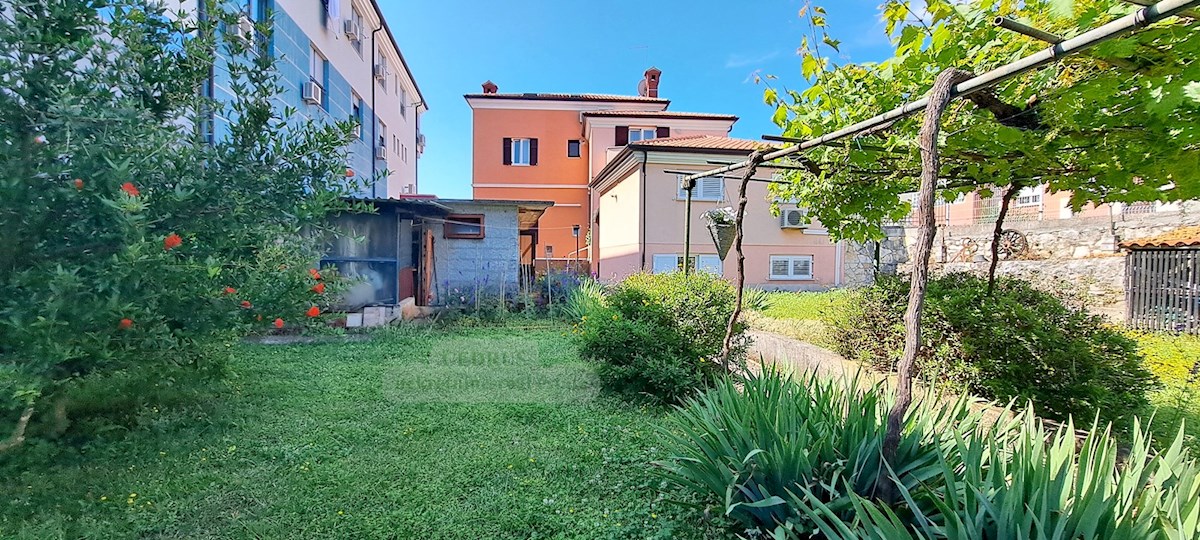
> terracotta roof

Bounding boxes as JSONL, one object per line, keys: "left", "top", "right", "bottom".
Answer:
{"left": 630, "top": 135, "right": 777, "bottom": 152}
{"left": 581, "top": 110, "right": 737, "bottom": 120}
{"left": 1121, "top": 226, "right": 1200, "bottom": 249}
{"left": 464, "top": 92, "right": 668, "bottom": 103}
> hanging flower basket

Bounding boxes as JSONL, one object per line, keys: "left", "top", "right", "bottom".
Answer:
{"left": 702, "top": 207, "right": 737, "bottom": 260}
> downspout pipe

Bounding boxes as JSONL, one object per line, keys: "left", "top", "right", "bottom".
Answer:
{"left": 370, "top": 22, "right": 382, "bottom": 198}
{"left": 639, "top": 150, "right": 648, "bottom": 271}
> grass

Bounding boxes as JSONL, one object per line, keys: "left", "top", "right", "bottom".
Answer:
{"left": 745, "top": 290, "right": 852, "bottom": 348}
{"left": 0, "top": 324, "right": 724, "bottom": 539}
{"left": 1134, "top": 331, "right": 1200, "bottom": 447}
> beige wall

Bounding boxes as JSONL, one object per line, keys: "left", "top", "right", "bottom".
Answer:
{"left": 595, "top": 156, "right": 843, "bottom": 289}
{"left": 596, "top": 168, "right": 643, "bottom": 280}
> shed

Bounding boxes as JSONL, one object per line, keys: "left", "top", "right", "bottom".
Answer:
{"left": 1121, "top": 226, "right": 1200, "bottom": 333}
{"left": 322, "top": 196, "right": 552, "bottom": 311}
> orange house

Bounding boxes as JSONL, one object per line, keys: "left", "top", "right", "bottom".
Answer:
{"left": 465, "top": 68, "right": 737, "bottom": 272}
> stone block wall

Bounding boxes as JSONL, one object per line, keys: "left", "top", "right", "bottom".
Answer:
{"left": 431, "top": 203, "right": 522, "bottom": 305}
{"left": 883, "top": 202, "right": 1200, "bottom": 320}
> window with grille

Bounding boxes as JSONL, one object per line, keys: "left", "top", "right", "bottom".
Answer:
{"left": 1015, "top": 185, "right": 1043, "bottom": 207}
{"left": 769, "top": 255, "right": 814, "bottom": 280}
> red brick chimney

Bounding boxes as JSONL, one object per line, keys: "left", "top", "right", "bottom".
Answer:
{"left": 642, "top": 67, "right": 661, "bottom": 98}
{"left": 481, "top": 80, "right": 498, "bottom": 94}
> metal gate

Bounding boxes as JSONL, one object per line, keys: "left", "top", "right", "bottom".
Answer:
{"left": 1126, "top": 248, "right": 1200, "bottom": 333}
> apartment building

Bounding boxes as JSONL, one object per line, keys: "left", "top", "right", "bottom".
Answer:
{"left": 173, "top": 0, "right": 426, "bottom": 198}
{"left": 465, "top": 68, "right": 843, "bottom": 287}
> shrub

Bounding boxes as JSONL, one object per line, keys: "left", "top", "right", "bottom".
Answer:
{"left": 659, "top": 373, "right": 1200, "bottom": 540}
{"left": 831, "top": 273, "right": 1155, "bottom": 425}
{"left": 561, "top": 276, "right": 606, "bottom": 321}
{"left": 656, "top": 372, "right": 983, "bottom": 536}
{"left": 574, "top": 272, "right": 748, "bottom": 403}
{"left": 0, "top": 1, "right": 358, "bottom": 449}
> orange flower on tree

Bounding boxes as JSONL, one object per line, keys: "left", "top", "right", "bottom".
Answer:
{"left": 118, "top": 318, "right": 133, "bottom": 330}
{"left": 311, "top": 282, "right": 326, "bottom": 294}
{"left": 163, "top": 233, "right": 182, "bottom": 251}
{"left": 308, "top": 268, "right": 322, "bottom": 280}
{"left": 345, "top": 168, "right": 355, "bottom": 178}
{"left": 73, "top": 178, "right": 84, "bottom": 190}
{"left": 240, "top": 300, "right": 252, "bottom": 309}
{"left": 273, "top": 318, "right": 284, "bottom": 329}
{"left": 223, "top": 287, "right": 237, "bottom": 295}
{"left": 120, "top": 182, "right": 139, "bottom": 197}
{"left": 306, "top": 306, "right": 320, "bottom": 318}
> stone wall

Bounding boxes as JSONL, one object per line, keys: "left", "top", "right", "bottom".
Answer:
{"left": 843, "top": 226, "right": 909, "bottom": 287}
{"left": 886, "top": 203, "right": 1200, "bottom": 320}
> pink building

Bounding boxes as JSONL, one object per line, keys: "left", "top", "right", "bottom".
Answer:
{"left": 590, "top": 135, "right": 844, "bottom": 289}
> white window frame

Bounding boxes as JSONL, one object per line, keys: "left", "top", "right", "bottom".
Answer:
{"left": 399, "top": 87, "right": 408, "bottom": 117}
{"left": 378, "top": 121, "right": 387, "bottom": 152}
{"left": 1014, "top": 184, "right": 1043, "bottom": 207}
{"left": 627, "top": 127, "right": 657, "bottom": 143}
{"left": 511, "top": 138, "right": 531, "bottom": 166}
{"left": 769, "top": 255, "right": 814, "bottom": 280}
{"left": 309, "top": 45, "right": 325, "bottom": 84}
{"left": 677, "top": 175, "right": 724, "bottom": 201}
{"left": 652, "top": 254, "right": 722, "bottom": 275}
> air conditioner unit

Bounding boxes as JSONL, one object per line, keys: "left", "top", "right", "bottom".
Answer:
{"left": 375, "top": 143, "right": 387, "bottom": 157}
{"left": 373, "top": 61, "right": 389, "bottom": 80}
{"left": 233, "top": 15, "right": 255, "bottom": 43}
{"left": 302, "top": 80, "right": 323, "bottom": 105}
{"left": 780, "top": 208, "right": 808, "bottom": 229}
{"left": 402, "top": 184, "right": 414, "bottom": 194}
{"left": 416, "top": 133, "right": 426, "bottom": 149}
{"left": 343, "top": 19, "right": 362, "bottom": 40}
{"left": 350, "top": 122, "right": 361, "bottom": 138}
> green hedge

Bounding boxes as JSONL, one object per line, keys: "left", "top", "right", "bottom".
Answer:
{"left": 574, "top": 272, "right": 748, "bottom": 404}
{"left": 832, "top": 272, "right": 1155, "bottom": 425}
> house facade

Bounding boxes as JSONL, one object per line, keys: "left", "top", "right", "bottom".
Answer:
{"left": 170, "top": 0, "right": 426, "bottom": 198}
{"left": 466, "top": 68, "right": 741, "bottom": 271}
{"left": 590, "top": 136, "right": 844, "bottom": 289}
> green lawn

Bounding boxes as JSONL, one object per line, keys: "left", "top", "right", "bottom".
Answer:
{"left": 745, "top": 290, "right": 851, "bottom": 348}
{"left": 0, "top": 325, "right": 722, "bottom": 539}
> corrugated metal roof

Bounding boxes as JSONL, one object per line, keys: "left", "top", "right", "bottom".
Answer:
{"left": 582, "top": 110, "right": 737, "bottom": 120}
{"left": 1120, "top": 226, "right": 1200, "bottom": 249}
{"left": 464, "top": 92, "right": 668, "bottom": 103}
{"left": 630, "top": 135, "right": 777, "bottom": 152}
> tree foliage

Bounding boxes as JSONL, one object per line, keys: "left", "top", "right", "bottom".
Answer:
{"left": 765, "top": 0, "right": 1200, "bottom": 241}
{"left": 0, "top": 0, "right": 364, "bottom": 446}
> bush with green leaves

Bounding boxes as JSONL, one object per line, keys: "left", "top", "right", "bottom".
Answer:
{"left": 574, "top": 272, "right": 748, "bottom": 403}
{"left": 658, "top": 372, "right": 1200, "bottom": 539}
{"left": 831, "top": 272, "right": 1155, "bottom": 425}
{"left": 0, "top": 1, "right": 360, "bottom": 449}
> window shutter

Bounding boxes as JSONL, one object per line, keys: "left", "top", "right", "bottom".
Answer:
{"left": 615, "top": 126, "right": 628, "bottom": 146}
{"left": 700, "top": 177, "right": 723, "bottom": 199}
{"left": 656, "top": 126, "right": 670, "bottom": 139}
{"left": 770, "top": 258, "right": 789, "bottom": 278}
{"left": 529, "top": 138, "right": 538, "bottom": 166}
{"left": 793, "top": 257, "right": 812, "bottom": 278}
{"left": 502, "top": 138, "right": 512, "bottom": 165}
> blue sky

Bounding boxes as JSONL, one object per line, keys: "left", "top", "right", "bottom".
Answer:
{"left": 380, "top": 0, "right": 895, "bottom": 198}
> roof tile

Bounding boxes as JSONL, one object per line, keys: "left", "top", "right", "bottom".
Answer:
{"left": 631, "top": 135, "right": 777, "bottom": 152}
{"left": 1120, "top": 225, "right": 1200, "bottom": 249}
{"left": 582, "top": 110, "right": 737, "bottom": 120}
